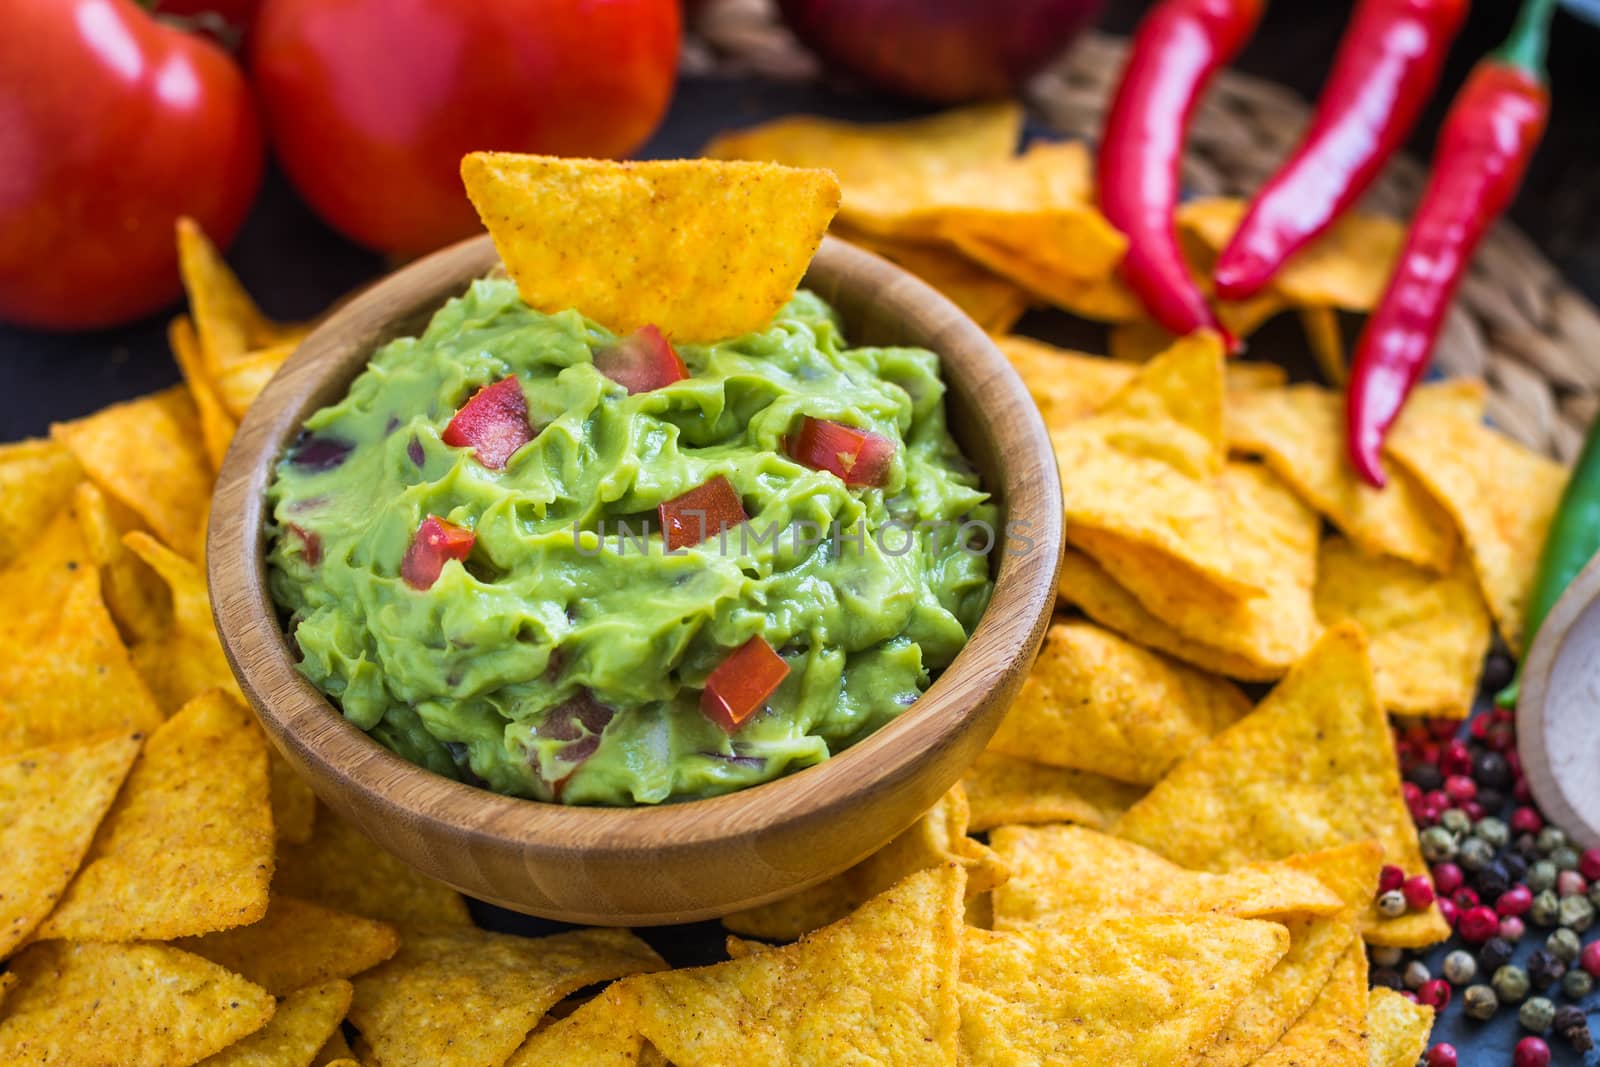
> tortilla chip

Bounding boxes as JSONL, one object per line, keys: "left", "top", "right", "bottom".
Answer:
{"left": 959, "top": 914, "right": 1289, "bottom": 1067}
{"left": 1251, "top": 944, "right": 1369, "bottom": 1067}
{"left": 200, "top": 979, "right": 352, "bottom": 1067}
{"left": 987, "top": 619, "right": 1250, "bottom": 784}
{"left": 348, "top": 925, "right": 665, "bottom": 1067}
{"left": 171, "top": 314, "right": 237, "bottom": 472}
{"left": 0, "top": 566, "right": 165, "bottom": 755}
{"left": 462, "top": 153, "right": 840, "bottom": 343}
{"left": 73, "top": 481, "right": 171, "bottom": 645}
{"left": 1387, "top": 400, "right": 1569, "bottom": 655}
{"left": 1108, "top": 291, "right": 1286, "bottom": 363}
{"left": 177, "top": 217, "right": 305, "bottom": 377}
{"left": 1367, "top": 988, "right": 1434, "bottom": 1067}
{"left": 122, "top": 530, "right": 317, "bottom": 842}
{"left": 1057, "top": 331, "right": 1265, "bottom": 609}
{"left": 618, "top": 865, "right": 964, "bottom": 1067}
{"left": 722, "top": 785, "right": 1005, "bottom": 941}
{"left": 0, "top": 970, "right": 14, "bottom": 1008}
{"left": 1300, "top": 306, "right": 1348, "bottom": 385}
{"left": 0, "top": 730, "right": 142, "bottom": 959}
{"left": 310, "top": 1028, "right": 355, "bottom": 1067}
{"left": 1178, "top": 198, "right": 1405, "bottom": 312}
{"left": 704, "top": 104, "right": 1021, "bottom": 236}
{"left": 989, "top": 825, "right": 1345, "bottom": 929}
{"left": 37, "top": 689, "right": 273, "bottom": 941}
{"left": 52, "top": 386, "right": 212, "bottom": 559}
{"left": 216, "top": 343, "right": 298, "bottom": 421}
{"left": 1227, "top": 384, "right": 1466, "bottom": 572}
{"left": 1315, "top": 536, "right": 1491, "bottom": 717}
{"left": 954, "top": 232, "right": 1148, "bottom": 322}
{"left": 180, "top": 894, "right": 400, "bottom": 996}
{"left": 839, "top": 228, "right": 1030, "bottom": 333}
{"left": 0, "top": 941, "right": 274, "bottom": 1066}
{"left": 997, "top": 334, "right": 1285, "bottom": 434}
{"left": 506, "top": 993, "right": 647, "bottom": 1067}
{"left": 1073, "top": 461, "right": 1322, "bottom": 676}
{"left": 1114, "top": 623, "right": 1449, "bottom": 948}
{"left": 0, "top": 494, "right": 93, "bottom": 645}
{"left": 963, "top": 751, "right": 1145, "bottom": 833}
{"left": 274, "top": 807, "right": 472, "bottom": 926}
{"left": 0, "top": 437, "right": 81, "bottom": 569}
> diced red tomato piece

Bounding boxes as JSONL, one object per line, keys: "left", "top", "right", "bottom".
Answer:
{"left": 442, "top": 377, "right": 532, "bottom": 470}
{"left": 401, "top": 516, "right": 475, "bottom": 590}
{"left": 700, "top": 635, "right": 790, "bottom": 733}
{"left": 786, "top": 417, "right": 895, "bottom": 487}
{"left": 659, "top": 475, "right": 748, "bottom": 552}
{"left": 594, "top": 324, "right": 688, "bottom": 394}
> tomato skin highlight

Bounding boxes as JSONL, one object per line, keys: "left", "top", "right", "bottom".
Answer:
{"left": 401, "top": 516, "right": 475, "bottom": 590}
{"left": 249, "top": 0, "right": 681, "bottom": 255}
{"left": 442, "top": 377, "right": 532, "bottom": 470}
{"left": 594, "top": 325, "right": 688, "bottom": 394}
{"left": 700, "top": 635, "right": 790, "bottom": 733}
{"left": 659, "top": 476, "right": 749, "bottom": 553}
{"left": 787, "top": 417, "right": 895, "bottom": 487}
{"left": 0, "top": 0, "right": 264, "bottom": 330}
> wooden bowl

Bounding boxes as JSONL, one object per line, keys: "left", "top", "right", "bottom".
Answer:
{"left": 208, "top": 234, "right": 1063, "bottom": 925}
{"left": 1518, "top": 551, "right": 1600, "bottom": 849}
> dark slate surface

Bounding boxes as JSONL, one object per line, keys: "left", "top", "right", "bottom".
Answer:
{"left": 4, "top": 7, "right": 1600, "bottom": 1059}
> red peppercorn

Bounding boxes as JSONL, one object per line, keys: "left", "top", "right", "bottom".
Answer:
{"left": 1498, "top": 884, "right": 1533, "bottom": 916}
{"left": 1418, "top": 978, "right": 1452, "bottom": 1011}
{"left": 1403, "top": 875, "right": 1435, "bottom": 910}
{"left": 1580, "top": 848, "right": 1600, "bottom": 882}
{"left": 1457, "top": 905, "right": 1499, "bottom": 943}
{"left": 1557, "top": 870, "right": 1588, "bottom": 898}
{"left": 1405, "top": 723, "right": 1431, "bottom": 747}
{"left": 1433, "top": 862, "right": 1465, "bottom": 896}
{"left": 1400, "top": 989, "right": 1420, "bottom": 1003}
{"left": 1438, "top": 897, "right": 1458, "bottom": 927}
{"left": 1452, "top": 887, "right": 1481, "bottom": 910}
{"left": 1441, "top": 741, "right": 1472, "bottom": 776}
{"left": 1462, "top": 799, "right": 1486, "bottom": 821}
{"left": 1470, "top": 716, "right": 1490, "bottom": 740}
{"left": 1511, "top": 807, "right": 1544, "bottom": 835}
{"left": 1417, "top": 741, "right": 1441, "bottom": 767}
{"left": 1580, "top": 940, "right": 1600, "bottom": 978}
{"left": 1487, "top": 722, "right": 1515, "bottom": 751}
{"left": 1403, "top": 781, "right": 1423, "bottom": 808}
{"left": 1507, "top": 748, "right": 1522, "bottom": 775}
{"left": 1444, "top": 774, "right": 1477, "bottom": 803}
{"left": 1429, "top": 717, "right": 1459, "bottom": 741}
{"left": 1499, "top": 915, "right": 1526, "bottom": 941}
{"left": 1514, "top": 778, "right": 1533, "bottom": 804}
{"left": 1513, "top": 1036, "right": 1551, "bottom": 1067}
{"left": 1491, "top": 705, "right": 1515, "bottom": 726}
{"left": 1379, "top": 865, "right": 1405, "bottom": 894}
{"left": 1426, "top": 1044, "right": 1458, "bottom": 1067}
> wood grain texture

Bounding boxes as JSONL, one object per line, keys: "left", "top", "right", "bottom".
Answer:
{"left": 1517, "top": 550, "right": 1600, "bottom": 850}
{"left": 207, "top": 234, "right": 1063, "bottom": 925}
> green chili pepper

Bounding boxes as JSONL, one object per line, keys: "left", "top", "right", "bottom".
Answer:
{"left": 1498, "top": 415, "right": 1600, "bottom": 706}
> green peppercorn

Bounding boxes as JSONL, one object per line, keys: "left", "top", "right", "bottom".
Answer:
{"left": 1420, "top": 825, "right": 1458, "bottom": 864}
{"left": 1459, "top": 836, "right": 1495, "bottom": 871}
{"left": 1441, "top": 809, "right": 1473, "bottom": 837}
{"left": 1474, "top": 816, "right": 1511, "bottom": 849}
{"left": 1403, "top": 960, "right": 1432, "bottom": 989}
{"left": 1464, "top": 983, "right": 1500, "bottom": 1020}
{"left": 1496, "top": 964, "right": 1532, "bottom": 1003}
{"left": 1528, "top": 860, "right": 1560, "bottom": 894}
{"left": 1531, "top": 889, "right": 1562, "bottom": 927}
{"left": 1553, "top": 845, "right": 1582, "bottom": 872}
{"left": 1546, "top": 928, "right": 1582, "bottom": 962}
{"left": 1520, "top": 995, "right": 1557, "bottom": 1033}
{"left": 1538, "top": 827, "right": 1570, "bottom": 854}
{"left": 1378, "top": 890, "right": 1408, "bottom": 918}
{"left": 1371, "top": 945, "right": 1403, "bottom": 968}
{"left": 1442, "top": 950, "right": 1477, "bottom": 985}
{"left": 1558, "top": 894, "right": 1595, "bottom": 932}
{"left": 1562, "top": 968, "right": 1594, "bottom": 1000}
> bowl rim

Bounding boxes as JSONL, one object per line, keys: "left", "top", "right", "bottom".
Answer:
{"left": 208, "top": 233, "right": 1062, "bottom": 866}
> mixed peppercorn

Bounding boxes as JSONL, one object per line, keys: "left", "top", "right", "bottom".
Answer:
{"left": 1383, "top": 653, "right": 1598, "bottom": 1064}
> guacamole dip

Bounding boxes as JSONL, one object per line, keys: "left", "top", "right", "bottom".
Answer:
{"left": 267, "top": 278, "right": 994, "bottom": 805}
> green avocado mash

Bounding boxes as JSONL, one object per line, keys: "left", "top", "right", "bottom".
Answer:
{"left": 267, "top": 278, "right": 994, "bottom": 805}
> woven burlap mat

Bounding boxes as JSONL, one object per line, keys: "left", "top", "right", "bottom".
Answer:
{"left": 687, "top": 0, "right": 1600, "bottom": 462}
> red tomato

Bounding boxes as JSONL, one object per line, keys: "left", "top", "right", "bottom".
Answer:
{"left": 250, "top": 0, "right": 682, "bottom": 255}
{"left": 401, "top": 516, "right": 476, "bottom": 590}
{"left": 0, "top": 0, "right": 263, "bottom": 330}
{"left": 442, "top": 376, "right": 532, "bottom": 470}
{"left": 659, "top": 476, "right": 748, "bottom": 552}
{"left": 701, "top": 636, "right": 790, "bottom": 733}
{"left": 594, "top": 325, "right": 687, "bottom": 394}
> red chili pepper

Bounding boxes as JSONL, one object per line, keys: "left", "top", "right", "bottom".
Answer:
{"left": 1098, "top": 0, "right": 1265, "bottom": 348}
{"left": 1214, "top": 0, "right": 1470, "bottom": 302}
{"left": 1346, "top": 0, "right": 1554, "bottom": 487}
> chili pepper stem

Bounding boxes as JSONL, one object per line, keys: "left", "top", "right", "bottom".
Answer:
{"left": 1495, "top": 0, "right": 1557, "bottom": 77}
